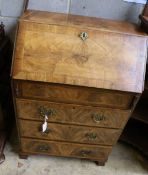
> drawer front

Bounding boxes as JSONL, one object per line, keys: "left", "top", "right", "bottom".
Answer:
{"left": 16, "top": 99, "right": 130, "bottom": 129}
{"left": 14, "top": 81, "right": 134, "bottom": 109}
{"left": 21, "top": 138, "right": 112, "bottom": 160}
{"left": 19, "top": 119, "right": 121, "bottom": 146}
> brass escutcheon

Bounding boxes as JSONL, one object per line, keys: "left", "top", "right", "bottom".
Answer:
{"left": 38, "top": 106, "right": 56, "bottom": 118}
{"left": 37, "top": 145, "right": 50, "bottom": 152}
{"left": 80, "top": 32, "right": 88, "bottom": 41}
{"left": 92, "top": 114, "right": 106, "bottom": 123}
{"left": 86, "top": 132, "right": 97, "bottom": 141}
{"left": 80, "top": 150, "right": 91, "bottom": 156}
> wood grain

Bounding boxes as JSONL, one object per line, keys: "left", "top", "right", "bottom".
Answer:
{"left": 21, "top": 138, "right": 112, "bottom": 161}
{"left": 21, "top": 10, "right": 146, "bottom": 36}
{"left": 19, "top": 119, "right": 121, "bottom": 146}
{"left": 14, "top": 81, "right": 134, "bottom": 109}
{"left": 12, "top": 13, "right": 147, "bottom": 93}
{"left": 16, "top": 98, "right": 130, "bottom": 129}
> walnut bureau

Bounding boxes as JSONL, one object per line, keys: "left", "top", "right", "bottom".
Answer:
{"left": 11, "top": 10, "right": 147, "bottom": 166}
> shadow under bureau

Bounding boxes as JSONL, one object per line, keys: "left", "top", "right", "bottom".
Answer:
{"left": 11, "top": 10, "right": 147, "bottom": 166}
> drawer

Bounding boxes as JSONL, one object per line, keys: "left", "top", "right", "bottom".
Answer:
{"left": 21, "top": 138, "right": 112, "bottom": 160}
{"left": 14, "top": 81, "right": 134, "bottom": 109}
{"left": 19, "top": 119, "right": 121, "bottom": 146}
{"left": 16, "top": 99, "right": 130, "bottom": 129}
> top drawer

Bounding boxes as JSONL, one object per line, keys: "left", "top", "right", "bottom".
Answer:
{"left": 14, "top": 81, "right": 134, "bottom": 109}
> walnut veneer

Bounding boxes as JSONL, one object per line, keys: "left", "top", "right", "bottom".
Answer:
{"left": 11, "top": 10, "right": 147, "bottom": 166}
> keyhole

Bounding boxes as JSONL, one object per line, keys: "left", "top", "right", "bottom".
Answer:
{"left": 80, "top": 32, "right": 88, "bottom": 41}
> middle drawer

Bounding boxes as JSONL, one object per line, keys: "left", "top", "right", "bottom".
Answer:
{"left": 18, "top": 119, "right": 121, "bottom": 146}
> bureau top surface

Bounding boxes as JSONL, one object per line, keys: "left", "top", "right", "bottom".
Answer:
{"left": 12, "top": 10, "right": 147, "bottom": 93}
{"left": 20, "top": 10, "right": 146, "bottom": 36}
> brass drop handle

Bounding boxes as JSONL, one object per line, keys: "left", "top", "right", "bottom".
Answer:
{"left": 36, "top": 145, "right": 50, "bottom": 152}
{"left": 38, "top": 106, "right": 56, "bottom": 118}
{"left": 86, "top": 132, "right": 97, "bottom": 141}
{"left": 80, "top": 32, "right": 88, "bottom": 41}
{"left": 92, "top": 114, "right": 106, "bottom": 123}
{"left": 80, "top": 150, "right": 91, "bottom": 156}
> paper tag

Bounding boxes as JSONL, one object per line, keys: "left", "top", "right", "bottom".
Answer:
{"left": 45, "top": 115, "right": 48, "bottom": 120}
{"left": 42, "top": 121, "right": 47, "bottom": 133}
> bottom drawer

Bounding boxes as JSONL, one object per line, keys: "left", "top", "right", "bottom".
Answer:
{"left": 21, "top": 138, "right": 112, "bottom": 160}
